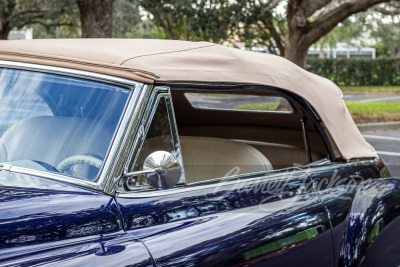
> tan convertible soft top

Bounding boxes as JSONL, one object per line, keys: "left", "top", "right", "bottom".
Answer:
{"left": 0, "top": 39, "right": 376, "bottom": 159}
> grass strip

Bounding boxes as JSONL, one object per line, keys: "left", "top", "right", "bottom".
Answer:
{"left": 233, "top": 102, "right": 280, "bottom": 111}
{"left": 345, "top": 101, "right": 400, "bottom": 123}
{"left": 234, "top": 101, "right": 400, "bottom": 124}
{"left": 340, "top": 86, "right": 400, "bottom": 93}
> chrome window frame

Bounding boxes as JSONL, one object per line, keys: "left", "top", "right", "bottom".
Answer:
{"left": 0, "top": 60, "right": 149, "bottom": 192}
{"left": 115, "top": 86, "right": 186, "bottom": 194}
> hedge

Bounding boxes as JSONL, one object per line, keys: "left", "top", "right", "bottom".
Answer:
{"left": 306, "top": 58, "right": 400, "bottom": 86}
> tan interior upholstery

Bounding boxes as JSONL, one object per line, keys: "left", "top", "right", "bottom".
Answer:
{"left": 178, "top": 125, "right": 328, "bottom": 156}
{"left": 235, "top": 140, "right": 324, "bottom": 169}
{"left": 179, "top": 136, "right": 272, "bottom": 183}
{"left": 0, "top": 116, "right": 113, "bottom": 167}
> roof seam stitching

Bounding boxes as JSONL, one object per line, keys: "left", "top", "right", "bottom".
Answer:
{"left": 119, "top": 44, "right": 217, "bottom": 65}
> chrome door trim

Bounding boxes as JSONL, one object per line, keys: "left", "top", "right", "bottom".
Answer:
{"left": 116, "top": 168, "right": 305, "bottom": 198}
{"left": 0, "top": 60, "right": 147, "bottom": 192}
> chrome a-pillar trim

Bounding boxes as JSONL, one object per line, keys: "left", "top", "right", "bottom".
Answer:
{"left": 0, "top": 60, "right": 146, "bottom": 192}
{"left": 102, "top": 84, "right": 153, "bottom": 194}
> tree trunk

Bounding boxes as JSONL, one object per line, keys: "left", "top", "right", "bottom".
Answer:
{"left": 285, "top": 0, "right": 393, "bottom": 68}
{"left": 76, "top": 0, "right": 115, "bottom": 38}
{"left": 0, "top": 0, "right": 16, "bottom": 40}
{"left": 159, "top": 20, "right": 175, "bottom": 39}
{"left": 284, "top": 2, "right": 312, "bottom": 67}
{"left": 0, "top": 26, "right": 11, "bottom": 40}
{"left": 285, "top": 37, "right": 309, "bottom": 67}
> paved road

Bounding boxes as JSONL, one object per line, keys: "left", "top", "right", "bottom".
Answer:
{"left": 362, "top": 129, "right": 400, "bottom": 176}
{"left": 344, "top": 92, "right": 400, "bottom": 102}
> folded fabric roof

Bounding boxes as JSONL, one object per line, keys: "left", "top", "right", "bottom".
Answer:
{"left": 0, "top": 39, "right": 376, "bottom": 159}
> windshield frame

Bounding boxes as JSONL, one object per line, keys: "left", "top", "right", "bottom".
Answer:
{"left": 0, "top": 60, "right": 146, "bottom": 192}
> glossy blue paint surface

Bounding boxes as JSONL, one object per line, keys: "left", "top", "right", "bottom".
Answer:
{"left": 306, "top": 158, "right": 400, "bottom": 267}
{"left": 1, "top": 158, "right": 400, "bottom": 266}
{"left": 0, "top": 233, "right": 155, "bottom": 266}
{"left": 341, "top": 178, "right": 400, "bottom": 267}
{"left": 0, "top": 171, "right": 154, "bottom": 266}
{"left": 117, "top": 169, "right": 334, "bottom": 266}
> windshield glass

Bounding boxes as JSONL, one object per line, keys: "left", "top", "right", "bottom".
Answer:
{"left": 0, "top": 68, "right": 131, "bottom": 181}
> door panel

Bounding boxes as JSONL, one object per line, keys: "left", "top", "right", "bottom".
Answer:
{"left": 305, "top": 160, "right": 382, "bottom": 266}
{"left": 116, "top": 169, "right": 334, "bottom": 266}
{"left": 0, "top": 234, "right": 154, "bottom": 266}
{"left": 0, "top": 173, "right": 154, "bottom": 266}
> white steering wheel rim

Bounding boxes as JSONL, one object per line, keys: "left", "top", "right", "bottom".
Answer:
{"left": 57, "top": 155, "right": 103, "bottom": 173}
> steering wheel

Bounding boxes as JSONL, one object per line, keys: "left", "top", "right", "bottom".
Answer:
{"left": 57, "top": 155, "right": 103, "bottom": 174}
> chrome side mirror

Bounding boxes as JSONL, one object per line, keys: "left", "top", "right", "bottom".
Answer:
{"left": 124, "top": 151, "right": 182, "bottom": 190}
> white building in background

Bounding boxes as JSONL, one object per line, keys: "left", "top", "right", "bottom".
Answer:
{"left": 308, "top": 42, "right": 376, "bottom": 59}
{"left": 8, "top": 28, "right": 33, "bottom": 40}
{"left": 240, "top": 42, "right": 376, "bottom": 59}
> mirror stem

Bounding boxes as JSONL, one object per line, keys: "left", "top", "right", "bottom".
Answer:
{"left": 124, "top": 169, "right": 155, "bottom": 178}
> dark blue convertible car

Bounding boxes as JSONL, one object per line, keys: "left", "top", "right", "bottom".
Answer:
{"left": 0, "top": 39, "right": 399, "bottom": 266}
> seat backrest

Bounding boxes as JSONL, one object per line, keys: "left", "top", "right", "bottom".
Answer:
{"left": 138, "top": 135, "right": 272, "bottom": 184}
{"left": 179, "top": 136, "right": 272, "bottom": 183}
{"left": 0, "top": 116, "right": 114, "bottom": 167}
{"left": 238, "top": 141, "right": 324, "bottom": 168}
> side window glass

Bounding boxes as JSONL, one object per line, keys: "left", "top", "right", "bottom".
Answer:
{"left": 125, "top": 97, "right": 182, "bottom": 190}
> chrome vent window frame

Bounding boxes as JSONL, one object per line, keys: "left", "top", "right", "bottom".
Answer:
{"left": 115, "top": 86, "right": 186, "bottom": 194}
{"left": 0, "top": 60, "right": 146, "bottom": 192}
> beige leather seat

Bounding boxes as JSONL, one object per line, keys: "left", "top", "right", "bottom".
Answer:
{"left": 0, "top": 116, "right": 114, "bottom": 167}
{"left": 179, "top": 136, "right": 272, "bottom": 183}
{"left": 235, "top": 140, "right": 324, "bottom": 169}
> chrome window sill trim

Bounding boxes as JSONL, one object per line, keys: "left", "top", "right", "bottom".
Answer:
{"left": 117, "top": 169, "right": 303, "bottom": 198}
{"left": 0, "top": 60, "right": 147, "bottom": 192}
{"left": 0, "top": 60, "right": 140, "bottom": 87}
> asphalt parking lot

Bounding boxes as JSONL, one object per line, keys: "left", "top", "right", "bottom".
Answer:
{"left": 362, "top": 129, "right": 400, "bottom": 176}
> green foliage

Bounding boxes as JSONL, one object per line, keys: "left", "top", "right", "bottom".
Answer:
{"left": 307, "top": 58, "right": 400, "bottom": 86}
{"left": 233, "top": 102, "right": 280, "bottom": 111}
{"left": 112, "top": 0, "right": 141, "bottom": 38}
{"left": 138, "top": 0, "right": 283, "bottom": 49}
{"left": 121, "top": 19, "right": 167, "bottom": 39}
{"left": 0, "top": 0, "right": 78, "bottom": 39}
{"left": 139, "top": 0, "right": 238, "bottom": 43}
{"left": 370, "top": 19, "right": 400, "bottom": 57}
{"left": 364, "top": 42, "right": 391, "bottom": 58}
{"left": 237, "top": 1, "right": 285, "bottom": 55}
{"left": 30, "top": 0, "right": 79, "bottom": 39}
{"left": 313, "top": 15, "right": 368, "bottom": 55}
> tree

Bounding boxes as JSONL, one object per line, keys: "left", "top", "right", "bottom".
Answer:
{"left": 371, "top": 20, "right": 400, "bottom": 57}
{"left": 313, "top": 15, "right": 368, "bottom": 58}
{"left": 285, "top": 0, "right": 398, "bottom": 67}
{"left": 0, "top": 0, "right": 74, "bottom": 40}
{"left": 76, "top": 0, "right": 115, "bottom": 38}
{"left": 112, "top": 0, "right": 141, "bottom": 38}
{"left": 237, "top": 0, "right": 286, "bottom": 55}
{"left": 139, "top": 0, "right": 250, "bottom": 43}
